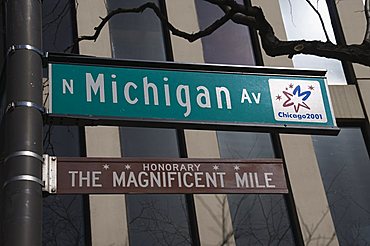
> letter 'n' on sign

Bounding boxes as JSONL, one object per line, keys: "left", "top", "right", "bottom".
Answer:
{"left": 63, "top": 79, "right": 73, "bottom": 94}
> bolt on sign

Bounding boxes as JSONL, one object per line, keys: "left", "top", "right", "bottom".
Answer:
{"left": 46, "top": 157, "right": 288, "bottom": 194}
{"left": 47, "top": 57, "right": 339, "bottom": 135}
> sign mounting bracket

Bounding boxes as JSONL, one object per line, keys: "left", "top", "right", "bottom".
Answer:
{"left": 42, "top": 155, "right": 57, "bottom": 194}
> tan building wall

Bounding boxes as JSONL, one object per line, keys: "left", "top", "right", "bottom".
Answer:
{"left": 77, "top": 1, "right": 129, "bottom": 245}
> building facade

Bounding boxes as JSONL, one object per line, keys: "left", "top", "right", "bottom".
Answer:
{"left": 40, "top": 0, "right": 370, "bottom": 245}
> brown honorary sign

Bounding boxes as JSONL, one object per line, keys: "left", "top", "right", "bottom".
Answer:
{"left": 56, "top": 158, "right": 288, "bottom": 194}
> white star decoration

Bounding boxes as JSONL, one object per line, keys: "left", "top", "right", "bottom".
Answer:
{"left": 102, "top": 164, "right": 110, "bottom": 170}
{"left": 213, "top": 165, "right": 219, "bottom": 171}
{"left": 233, "top": 165, "right": 240, "bottom": 171}
{"left": 125, "top": 164, "right": 131, "bottom": 170}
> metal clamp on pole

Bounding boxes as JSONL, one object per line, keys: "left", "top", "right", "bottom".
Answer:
{"left": 2, "top": 151, "right": 45, "bottom": 188}
{"left": 0, "top": 45, "right": 45, "bottom": 83}
{"left": 5, "top": 101, "right": 46, "bottom": 114}
{"left": 2, "top": 175, "right": 44, "bottom": 188}
{"left": 3, "top": 150, "right": 44, "bottom": 164}
{"left": 7, "top": 44, "right": 44, "bottom": 58}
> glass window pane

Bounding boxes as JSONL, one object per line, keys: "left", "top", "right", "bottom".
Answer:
{"left": 43, "top": 125, "right": 82, "bottom": 156}
{"left": 106, "top": 1, "right": 192, "bottom": 245}
{"left": 107, "top": 0, "right": 166, "bottom": 61}
{"left": 217, "top": 131, "right": 275, "bottom": 159}
{"left": 120, "top": 127, "right": 191, "bottom": 245}
{"left": 42, "top": 0, "right": 76, "bottom": 53}
{"left": 120, "top": 127, "right": 179, "bottom": 157}
{"left": 42, "top": 2, "right": 87, "bottom": 244}
{"left": 43, "top": 126, "right": 87, "bottom": 246}
{"left": 195, "top": 0, "right": 255, "bottom": 65}
{"left": 228, "top": 194, "right": 295, "bottom": 245}
{"left": 217, "top": 131, "right": 296, "bottom": 245}
{"left": 125, "top": 194, "right": 191, "bottom": 245}
{"left": 43, "top": 195, "right": 87, "bottom": 246}
{"left": 312, "top": 127, "right": 370, "bottom": 244}
{"left": 279, "top": 0, "right": 347, "bottom": 85}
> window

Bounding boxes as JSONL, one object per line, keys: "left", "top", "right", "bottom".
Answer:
{"left": 195, "top": 0, "right": 255, "bottom": 65}
{"left": 313, "top": 127, "right": 370, "bottom": 245}
{"left": 106, "top": 1, "right": 192, "bottom": 245}
{"left": 43, "top": 126, "right": 88, "bottom": 246}
{"left": 279, "top": 0, "right": 347, "bottom": 85}
{"left": 195, "top": 1, "right": 296, "bottom": 244}
{"left": 42, "top": 1, "right": 88, "bottom": 245}
{"left": 218, "top": 132, "right": 296, "bottom": 245}
{"left": 42, "top": 0, "right": 77, "bottom": 53}
{"left": 108, "top": 0, "right": 166, "bottom": 61}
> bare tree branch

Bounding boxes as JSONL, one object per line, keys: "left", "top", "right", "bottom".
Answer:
{"left": 78, "top": 2, "right": 234, "bottom": 43}
{"left": 304, "top": 0, "right": 331, "bottom": 42}
{"left": 76, "top": 0, "right": 370, "bottom": 67}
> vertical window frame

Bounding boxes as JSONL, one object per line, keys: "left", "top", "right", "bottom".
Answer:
{"left": 325, "top": 0, "right": 357, "bottom": 85}
{"left": 157, "top": 1, "right": 201, "bottom": 244}
{"left": 243, "top": 0, "right": 306, "bottom": 244}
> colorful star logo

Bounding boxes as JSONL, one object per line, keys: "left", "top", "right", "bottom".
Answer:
{"left": 282, "top": 84, "right": 311, "bottom": 113}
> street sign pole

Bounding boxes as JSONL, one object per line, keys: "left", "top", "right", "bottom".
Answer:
{"left": 2, "top": 0, "right": 43, "bottom": 245}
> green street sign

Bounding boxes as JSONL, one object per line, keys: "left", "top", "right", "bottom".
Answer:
{"left": 48, "top": 58, "right": 338, "bottom": 134}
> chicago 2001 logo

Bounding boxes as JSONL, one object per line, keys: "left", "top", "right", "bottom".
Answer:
{"left": 268, "top": 79, "right": 328, "bottom": 123}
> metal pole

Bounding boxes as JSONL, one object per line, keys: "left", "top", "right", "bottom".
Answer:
{"left": 2, "top": 0, "right": 43, "bottom": 245}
